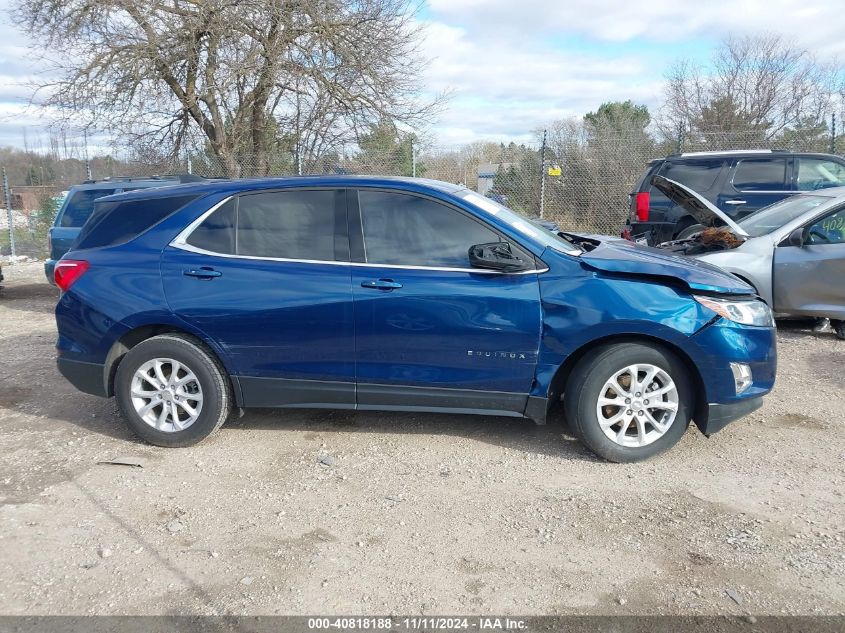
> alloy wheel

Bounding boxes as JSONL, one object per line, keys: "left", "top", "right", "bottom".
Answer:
{"left": 130, "top": 358, "right": 203, "bottom": 432}
{"left": 595, "top": 363, "right": 679, "bottom": 447}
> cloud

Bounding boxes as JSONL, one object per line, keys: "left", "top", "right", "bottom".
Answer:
{"left": 418, "top": 20, "right": 665, "bottom": 145}
{"left": 0, "top": 0, "right": 842, "bottom": 149}
{"left": 426, "top": 0, "right": 845, "bottom": 55}
{"left": 418, "top": 0, "right": 845, "bottom": 144}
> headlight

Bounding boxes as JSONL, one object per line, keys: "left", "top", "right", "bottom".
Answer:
{"left": 694, "top": 295, "right": 775, "bottom": 327}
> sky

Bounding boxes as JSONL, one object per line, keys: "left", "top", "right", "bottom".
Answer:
{"left": 0, "top": 0, "right": 844, "bottom": 151}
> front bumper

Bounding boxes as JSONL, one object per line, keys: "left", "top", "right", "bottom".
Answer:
{"left": 700, "top": 396, "right": 763, "bottom": 436}
{"left": 57, "top": 357, "right": 108, "bottom": 397}
{"left": 687, "top": 318, "right": 776, "bottom": 436}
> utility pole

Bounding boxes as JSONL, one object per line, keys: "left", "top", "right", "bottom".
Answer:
{"left": 539, "top": 129, "right": 547, "bottom": 219}
{"left": 83, "top": 129, "right": 92, "bottom": 180}
{"left": 3, "top": 167, "right": 16, "bottom": 261}
{"left": 411, "top": 140, "right": 417, "bottom": 178}
{"left": 831, "top": 113, "right": 837, "bottom": 155}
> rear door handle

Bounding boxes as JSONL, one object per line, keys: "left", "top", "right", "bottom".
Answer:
{"left": 183, "top": 267, "right": 222, "bottom": 279}
{"left": 725, "top": 200, "right": 747, "bottom": 205}
{"left": 361, "top": 279, "right": 403, "bottom": 290}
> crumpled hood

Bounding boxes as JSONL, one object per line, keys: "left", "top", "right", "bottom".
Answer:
{"left": 576, "top": 239, "right": 754, "bottom": 295}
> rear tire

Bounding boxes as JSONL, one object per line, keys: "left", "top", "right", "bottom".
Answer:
{"left": 115, "top": 334, "right": 232, "bottom": 447}
{"left": 563, "top": 343, "right": 693, "bottom": 462}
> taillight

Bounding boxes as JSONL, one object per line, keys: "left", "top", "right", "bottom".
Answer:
{"left": 635, "top": 192, "right": 650, "bottom": 222}
{"left": 54, "top": 260, "right": 90, "bottom": 291}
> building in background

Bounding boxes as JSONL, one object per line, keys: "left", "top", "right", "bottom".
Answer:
{"left": 476, "top": 162, "right": 514, "bottom": 196}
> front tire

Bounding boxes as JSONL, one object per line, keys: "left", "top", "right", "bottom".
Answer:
{"left": 115, "top": 334, "right": 232, "bottom": 447}
{"left": 564, "top": 343, "right": 693, "bottom": 462}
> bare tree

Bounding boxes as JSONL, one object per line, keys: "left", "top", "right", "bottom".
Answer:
{"left": 660, "top": 33, "right": 840, "bottom": 144}
{"left": 14, "top": 0, "right": 442, "bottom": 176}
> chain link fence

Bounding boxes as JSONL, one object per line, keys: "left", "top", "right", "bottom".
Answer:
{"left": 3, "top": 127, "right": 843, "bottom": 259}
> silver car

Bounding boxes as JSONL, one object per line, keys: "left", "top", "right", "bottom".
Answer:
{"left": 653, "top": 176, "right": 845, "bottom": 330}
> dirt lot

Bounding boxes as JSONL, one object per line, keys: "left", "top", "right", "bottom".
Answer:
{"left": 0, "top": 261, "right": 843, "bottom": 616}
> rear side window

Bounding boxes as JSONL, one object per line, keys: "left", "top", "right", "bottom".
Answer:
{"left": 184, "top": 189, "right": 347, "bottom": 261}
{"left": 659, "top": 160, "right": 722, "bottom": 192}
{"left": 732, "top": 158, "right": 788, "bottom": 191}
{"left": 237, "top": 190, "right": 341, "bottom": 260}
{"left": 75, "top": 195, "right": 199, "bottom": 249}
{"left": 59, "top": 189, "right": 116, "bottom": 227}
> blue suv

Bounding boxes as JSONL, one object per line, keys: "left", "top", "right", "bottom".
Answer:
{"left": 45, "top": 175, "right": 204, "bottom": 283}
{"left": 54, "top": 177, "right": 777, "bottom": 462}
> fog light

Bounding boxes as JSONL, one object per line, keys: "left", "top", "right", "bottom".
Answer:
{"left": 730, "top": 362, "right": 753, "bottom": 394}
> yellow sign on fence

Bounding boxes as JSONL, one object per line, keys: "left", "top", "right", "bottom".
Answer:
{"left": 547, "top": 166, "right": 561, "bottom": 177}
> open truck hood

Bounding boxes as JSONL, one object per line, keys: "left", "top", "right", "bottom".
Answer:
{"left": 652, "top": 175, "right": 749, "bottom": 238}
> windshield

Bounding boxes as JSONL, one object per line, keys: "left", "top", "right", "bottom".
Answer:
{"left": 458, "top": 190, "right": 581, "bottom": 254}
{"left": 738, "top": 195, "right": 833, "bottom": 237}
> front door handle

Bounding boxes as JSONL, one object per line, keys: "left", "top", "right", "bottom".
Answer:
{"left": 183, "top": 267, "right": 222, "bottom": 279}
{"left": 361, "top": 279, "right": 403, "bottom": 290}
{"left": 725, "top": 199, "right": 747, "bottom": 205}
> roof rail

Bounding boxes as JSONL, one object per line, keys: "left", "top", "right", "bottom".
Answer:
{"left": 81, "top": 174, "right": 207, "bottom": 184}
{"left": 671, "top": 149, "right": 779, "bottom": 158}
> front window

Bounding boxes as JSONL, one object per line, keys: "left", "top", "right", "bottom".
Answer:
{"left": 805, "top": 207, "right": 845, "bottom": 245}
{"left": 738, "top": 195, "right": 832, "bottom": 237}
{"left": 358, "top": 190, "right": 502, "bottom": 267}
{"left": 796, "top": 157, "right": 845, "bottom": 191}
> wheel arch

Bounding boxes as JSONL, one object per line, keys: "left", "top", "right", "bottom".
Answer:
{"left": 104, "top": 324, "right": 242, "bottom": 405}
{"left": 545, "top": 333, "right": 707, "bottom": 431}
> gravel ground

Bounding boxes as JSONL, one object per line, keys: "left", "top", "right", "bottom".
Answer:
{"left": 0, "top": 261, "right": 843, "bottom": 616}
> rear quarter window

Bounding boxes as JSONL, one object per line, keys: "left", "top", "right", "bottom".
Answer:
{"left": 635, "top": 161, "right": 663, "bottom": 191}
{"left": 659, "top": 160, "right": 723, "bottom": 192}
{"left": 74, "top": 195, "right": 199, "bottom": 250}
{"left": 58, "top": 189, "right": 117, "bottom": 227}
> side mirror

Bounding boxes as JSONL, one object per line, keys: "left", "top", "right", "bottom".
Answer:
{"left": 468, "top": 242, "right": 531, "bottom": 272}
{"left": 787, "top": 227, "right": 805, "bottom": 247}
